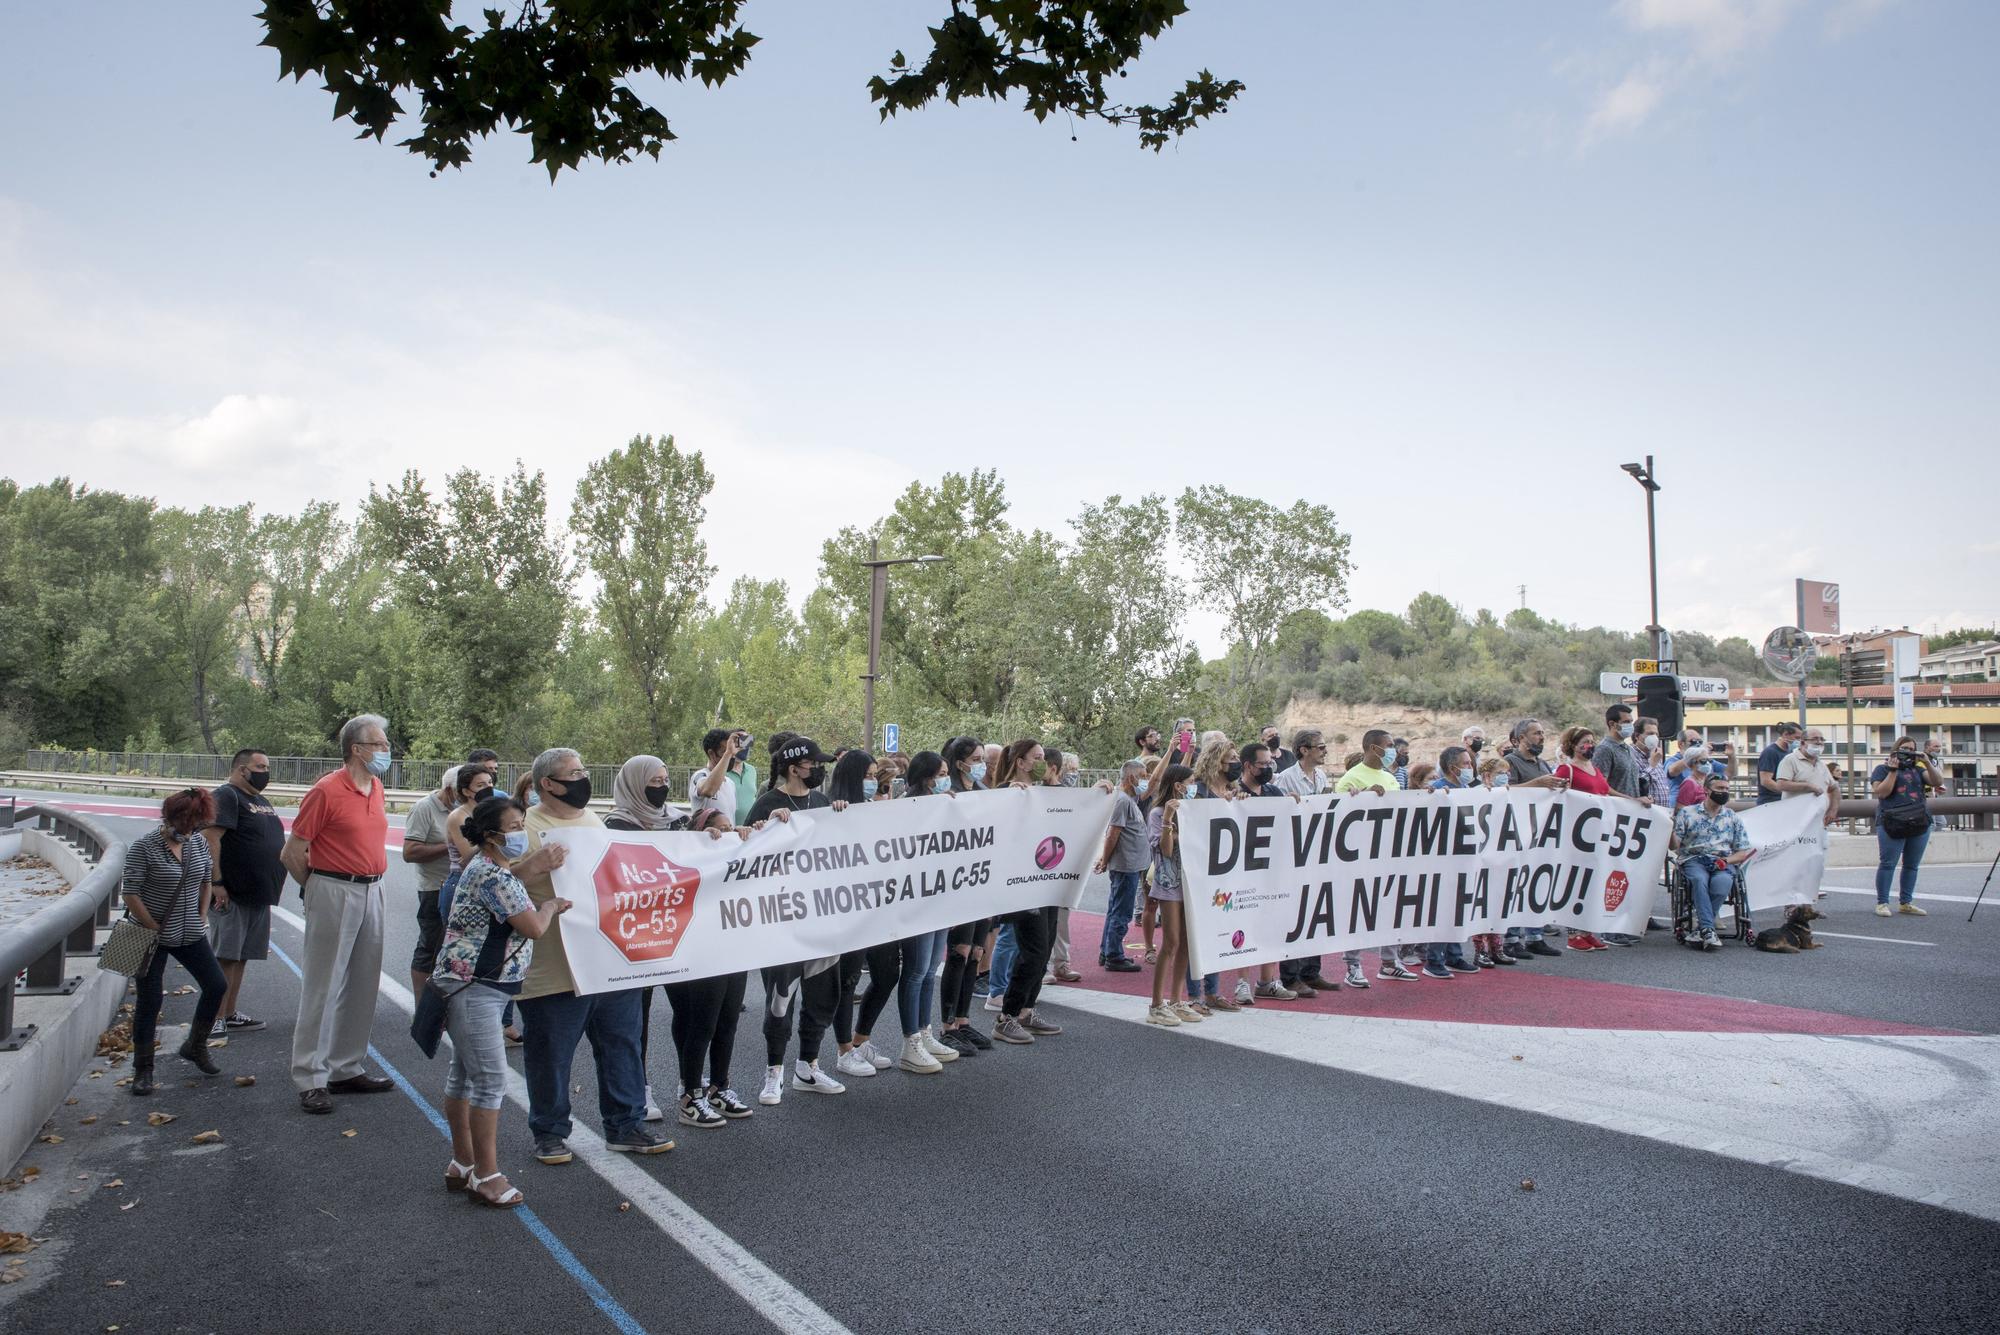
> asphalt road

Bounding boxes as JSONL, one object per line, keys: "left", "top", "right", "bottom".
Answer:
{"left": 4, "top": 795, "right": 1998, "bottom": 1335}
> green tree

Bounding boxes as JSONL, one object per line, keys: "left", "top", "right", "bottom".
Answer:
{"left": 571, "top": 434, "right": 717, "bottom": 756}
{"left": 256, "top": 1, "right": 1241, "bottom": 178}
{"left": 1174, "top": 484, "right": 1351, "bottom": 730}
{"left": 241, "top": 501, "right": 347, "bottom": 700}
{"left": 365, "top": 464, "right": 572, "bottom": 752}
{"left": 1406, "top": 591, "right": 1460, "bottom": 645}
{"left": 153, "top": 505, "right": 259, "bottom": 753}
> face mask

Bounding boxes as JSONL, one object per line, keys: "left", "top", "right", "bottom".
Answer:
{"left": 526, "top": 788, "right": 541, "bottom": 807}
{"left": 1526, "top": 742, "right": 1544, "bottom": 758}
{"left": 1707, "top": 790, "right": 1729, "bottom": 807}
{"left": 969, "top": 761, "right": 988, "bottom": 784}
{"left": 803, "top": 765, "right": 826, "bottom": 790}
{"left": 1578, "top": 743, "right": 1596, "bottom": 760}
{"left": 549, "top": 775, "right": 591, "bottom": 808}
{"left": 933, "top": 775, "right": 952, "bottom": 795}
{"left": 1644, "top": 735, "right": 1660, "bottom": 752}
{"left": 501, "top": 831, "right": 530, "bottom": 859}
{"left": 244, "top": 770, "right": 270, "bottom": 791}
{"left": 1803, "top": 744, "right": 1822, "bottom": 758}
{"left": 1467, "top": 738, "right": 1483, "bottom": 753}
{"left": 1618, "top": 723, "right": 1634, "bottom": 739}
{"left": 1379, "top": 748, "right": 1398, "bottom": 769}
{"left": 366, "top": 747, "right": 392, "bottom": 776}
{"left": 1492, "top": 773, "right": 1509, "bottom": 788}
{"left": 1785, "top": 738, "right": 1800, "bottom": 753}
{"left": 1456, "top": 767, "right": 1474, "bottom": 786}
{"left": 1060, "top": 773, "right": 1079, "bottom": 788}
{"left": 1135, "top": 779, "right": 1149, "bottom": 798}
{"left": 1224, "top": 761, "right": 1243, "bottom": 784}
{"left": 861, "top": 778, "right": 879, "bottom": 799}
{"left": 644, "top": 783, "right": 672, "bottom": 808}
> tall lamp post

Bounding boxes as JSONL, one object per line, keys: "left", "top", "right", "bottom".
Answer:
{"left": 1621, "top": 457, "right": 1663, "bottom": 663}
{"left": 861, "top": 539, "right": 943, "bottom": 749}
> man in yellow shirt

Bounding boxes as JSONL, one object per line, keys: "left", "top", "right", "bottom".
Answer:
{"left": 1333, "top": 730, "right": 1414, "bottom": 984}
{"left": 516, "top": 748, "right": 673, "bottom": 1165}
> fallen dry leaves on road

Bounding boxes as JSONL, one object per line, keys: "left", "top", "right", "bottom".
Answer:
{"left": 144, "top": 1112, "right": 175, "bottom": 1127}
{"left": 191, "top": 1131, "right": 222, "bottom": 1145}
{"left": 233, "top": 1075, "right": 256, "bottom": 1087}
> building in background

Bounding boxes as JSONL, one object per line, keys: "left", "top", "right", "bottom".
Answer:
{"left": 1917, "top": 639, "right": 2000, "bottom": 683}
{"left": 1684, "top": 683, "right": 2000, "bottom": 787}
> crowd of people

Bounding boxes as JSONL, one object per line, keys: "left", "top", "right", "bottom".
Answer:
{"left": 115, "top": 705, "right": 1946, "bottom": 1208}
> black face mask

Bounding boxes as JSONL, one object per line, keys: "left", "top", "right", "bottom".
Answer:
{"left": 1241, "top": 765, "right": 1264, "bottom": 786}
{"left": 1526, "top": 742, "right": 1544, "bottom": 757}
{"left": 644, "top": 784, "right": 672, "bottom": 808}
{"left": 803, "top": 765, "right": 826, "bottom": 790}
{"left": 1707, "top": 789, "right": 1730, "bottom": 807}
{"left": 1224, "top": 761, "right": 1243, "bottom": 784}
{"left": 549, "top": 775, "right": 592, "bottom": 808}
{"left": 1467, "top": 738, "right": 1483, "bottom": 753}
{"left": 245, "top": 771, "right": 270, "bottom": 791}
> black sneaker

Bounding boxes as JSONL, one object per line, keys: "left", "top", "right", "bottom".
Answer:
{"left": 220, "top": 1013, "right": 266, "bottom": 1033}
{"left": 939, "top": 1029, "right": 978, "bottom": 1057}
{"left": 956, "top": 1025, "right": 994, "bottom": 1051}
{"left": 706, "top": 1087, "right": 754, "bottom": 1119}
{"left": 605, "top": 1126, "right": 674, "bottom": 1155}
{"left": 678, "top": 1093, "right": 726, "bottom": 1129}
{"left": 1104, "top": 956, "right": 1143, "bottom": 973}
{"left": 1418, "top": 962, "right": 1453, "bottom": 980}
{"left": 534, "top": 1134, "right": 573, "bottom": 1165}
{"left": 1526, "top": 940, "right": 1562, "bottom": 958}
{"left": 1447, "top": 959, "right": 1480, "bottom": 974}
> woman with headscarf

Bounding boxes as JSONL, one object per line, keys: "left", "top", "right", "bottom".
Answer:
{"left": 605, "top": 755, "right": 752, "bottom": 1128}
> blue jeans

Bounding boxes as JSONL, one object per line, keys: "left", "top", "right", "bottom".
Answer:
{"left": 1875, "top": 825, "right": 1930, "bottom": 904}
{"left": 1504, "top": 926, "right": 1544, "bottom": 945}
{"left": 1424, "top": 941, "right": 1470, "bottom": 969}
{"left": 1102, "top": 870, "right": 1142, "bottom": 961}
{"left": 518, "top": 988, "right": 647, "bottom": 1143}
{"left": 1683, "top": 860, "right": 1735, "bottom": 931}
{"left": 985, "top": 923, "right": 1018, "bottom": 997}
{"left": 1185, "top": 970, "right": 1218, "bottom": 1000}
{"left": 898, "top": 930, "right": 947, "bottom": 1036}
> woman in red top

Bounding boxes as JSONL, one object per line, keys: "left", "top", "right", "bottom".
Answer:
{"left": 1554, "top": 726, "right": 1611, "bottom": 951}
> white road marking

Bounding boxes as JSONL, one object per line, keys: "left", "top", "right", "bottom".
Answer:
{"left": 1812, "top": 931, "right": 1937, "bottom": 947}
{"left": 1817, "top": 885, "right": 1984, "bottom": 905}
{"left": 271, "top": 905, "right": 852, "bottom": 1335}
{"left": 1040, "top": 984, "right": 2000, "bottom": 1224}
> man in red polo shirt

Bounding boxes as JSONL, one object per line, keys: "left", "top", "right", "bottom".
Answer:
{"left": 281, "top": 712, "right": 394, "bottom": 1115}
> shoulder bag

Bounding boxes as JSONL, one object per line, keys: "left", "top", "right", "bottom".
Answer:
{"left": 99, "top": 915, "right": 160, "bottom": 978}
{"left": 409, "top": 935, "right": 528, "bottom": 1059}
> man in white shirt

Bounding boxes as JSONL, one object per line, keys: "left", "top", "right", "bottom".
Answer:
{"left": 1273, "top": 730, "right": 1332, "bottom": 994}
{"left": 1774, "top": 727, "right": 1842, "bottom": 827}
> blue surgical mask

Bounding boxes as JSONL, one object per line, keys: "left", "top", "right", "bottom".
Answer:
{"left": 1785, "top": 738, "right": 1799, "bottom": 752}
{"left": 1457, "top": 767, "right": 1474, "bottom": 787}
{"left": 366, "top": 747, "right": 392, "bottom": 776}
{"left": 932, "top": 775, "right": 951, "bottom": 795}
{"left": 501, "top": 831, "right": 529, "bottom": 859}
{"left": 861, "top": 779, "right": 879, "bottom": 799}
{"left": 526, "top": 788, "right": 541, "bottom": 807}
{"left": 1492, "top": 773, "right": 1509, "bottom": 788}
{"left": 1136, "top": 779, "right": 1150, "bottom": 798}
{"left": 969, "top": 761, "right": 988, "bottom": 784}
{"left": 1380, "top": 747, "right": 1398, "bottom": 769}
{"left": 1618, "top": 723, "right": 1634, "bottom": 739}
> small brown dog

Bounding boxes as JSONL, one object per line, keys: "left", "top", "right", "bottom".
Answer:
{"left": 1754, "top": 904, "right": 1824, "bottom": 954}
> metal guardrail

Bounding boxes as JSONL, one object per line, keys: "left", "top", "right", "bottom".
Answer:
{"left": 0, "top": 804, "right": 127, "bottom": 1051}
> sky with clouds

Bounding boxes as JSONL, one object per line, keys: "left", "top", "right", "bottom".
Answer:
{"left": 2, "top": 0, "right": 1994, "bottom": 661}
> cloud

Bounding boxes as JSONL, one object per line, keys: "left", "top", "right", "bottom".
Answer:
{"left": 1575, "top": 0, "right": 1898, "bottom": 145}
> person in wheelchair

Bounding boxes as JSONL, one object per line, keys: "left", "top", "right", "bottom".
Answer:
{"left": 1671, "top": 777, "right": 1754, "bottom": 950}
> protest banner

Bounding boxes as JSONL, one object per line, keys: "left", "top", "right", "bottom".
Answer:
{"left": 1178, "top": 789, "right": 1673, "bottom": 975}
{"left": 1736, "top": 793, "right": 1829, "bottom": 912}
{"left": 544, "top": 787, "right": 1115, "bottom": 994}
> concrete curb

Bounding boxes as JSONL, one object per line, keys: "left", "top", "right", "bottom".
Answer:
{"left": 0, "top": 930, "right": 125, "bottom": 1173}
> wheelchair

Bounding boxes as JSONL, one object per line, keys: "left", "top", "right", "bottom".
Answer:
{"left": 1668, "top": 856, "right": 1753, "bottom": 949}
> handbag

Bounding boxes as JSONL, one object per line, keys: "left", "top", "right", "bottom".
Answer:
{"left": 98, "top": 915, "right": 160, "bottom": 978}
{"left": 409, "top": 935, "right": 528, "bottom": 1059}
{"left": 1880, "top": 792, "right": 1930, "bottom": 839}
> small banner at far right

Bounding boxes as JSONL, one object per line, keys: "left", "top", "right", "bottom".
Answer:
{"left": 1736, "top": 793, "right": 1830, "bottom": 912}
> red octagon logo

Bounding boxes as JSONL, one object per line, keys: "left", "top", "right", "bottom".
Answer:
{"left": 592, "top": 842, "right": 702, "bottom": 964}
{"left": 1603, "top": 870, "right": 1630, "bottom": 912}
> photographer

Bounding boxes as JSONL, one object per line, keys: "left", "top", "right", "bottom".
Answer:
{"left": 1870, "top": 737, "right": 1933, "bottom": 917}
{"left": 691, "top": 727, "right": 754, "bottom": 825}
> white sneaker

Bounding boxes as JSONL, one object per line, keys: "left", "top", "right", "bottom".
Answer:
{"left": 1170, "top": 1000, "right": 1204, "bottom": 1024}
{"left": 1874, "top": 903, "right": 1892, "bottom": 917}
{"left": 835, "top": 1048, "right": 877, "bottom": 1079}
{"left": 791, "top": 1059, "right": 846, "bottom": 1094}
{"left": 857, "top": 1039, "right": 893, "bottom": 1070}
{"left": 1147, "top": 1004, "right": 1182, "bottom": 1027}
{"left": 899, "top": 1034, "right": 943, "bottom": 1073}
{"left": 983, "top": 991, "right": 1005, "bottom": 1011}
{"left": 919, "top": 1027, "right": 960, "bottom": 1063}
{"left": 1233, "top": 978, "right": 1254, "bottom": 1005}
{"left": 758, "top": 1065, "right": 784, "bottom": 1106}
{"left": 642, "top": 1085, "right": 665, "bottom": 1122}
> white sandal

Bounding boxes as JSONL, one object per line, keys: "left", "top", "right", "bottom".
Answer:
{"left": 445, "top": 1159, "right": 475, "bottom": 1192}
{"left": 467, "top": 1169, "right": 523, "bottom": 1209}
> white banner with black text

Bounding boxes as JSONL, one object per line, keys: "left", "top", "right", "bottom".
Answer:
{"left": 1178, "top": 789, "right": 1673, "bottom": 975}
{"left": 545, "top": 788, "right": 1115, "bottom": 994}
{"left": 1737, "top": 794, "right": 1829, "bottom": 912}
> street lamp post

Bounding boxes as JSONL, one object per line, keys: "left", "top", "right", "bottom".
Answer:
{"left": 1621, "top": 457, "right": 1663, "bottom": 663}
{"left": 860, "top": 539, "right": 944, "bottom": 750}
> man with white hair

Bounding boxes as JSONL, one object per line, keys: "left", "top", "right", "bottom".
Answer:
{"left": 1461, "top": 724, "right": 1486, "bottom": 761}
{"left": 281, "top": 713, "right": 394, "bottom": 1115}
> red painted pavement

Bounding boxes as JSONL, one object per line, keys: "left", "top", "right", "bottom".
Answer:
{"left": 1060, "top": 910, "right": 1958, "bottom": 1038}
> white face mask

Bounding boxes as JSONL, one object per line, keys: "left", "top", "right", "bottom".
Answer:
{"left": 1804, "top": 743, "right": 1823, "bottom": 758}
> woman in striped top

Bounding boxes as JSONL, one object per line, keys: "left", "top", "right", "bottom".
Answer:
{"left": 123, "top": 788, "right": 230, "bottom": 1096}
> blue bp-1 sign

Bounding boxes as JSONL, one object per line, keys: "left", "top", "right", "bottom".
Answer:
{"left": 883, "top": 723, "right": 901, "bottom": 754}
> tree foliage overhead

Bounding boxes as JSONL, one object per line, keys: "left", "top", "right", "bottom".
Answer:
{"left": 255, "top": 1, "right": 1241, "bottom": 177}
